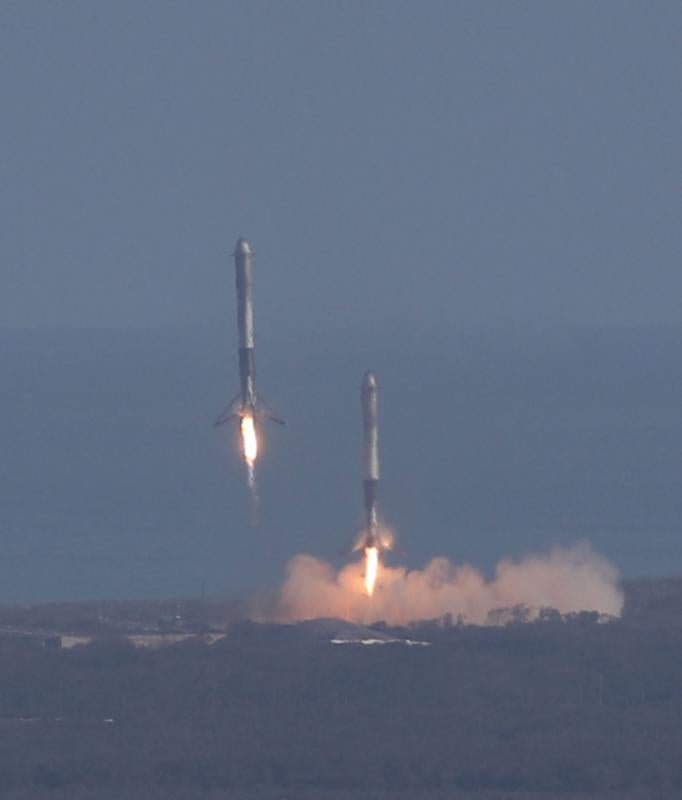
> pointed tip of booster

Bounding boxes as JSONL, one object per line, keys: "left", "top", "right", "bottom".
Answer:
{"left": 234, "top": 237, "right": 254, "bottom": 257}
{"left": 362, "top": 370, "right": 378, "bottom": 390}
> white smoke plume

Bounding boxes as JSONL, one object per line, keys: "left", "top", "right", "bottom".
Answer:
{"left": 245, "top": 463, "right": 260, "bottom": 526}
{"left": 267, "top": 542, "right": 623, "bottom": 626}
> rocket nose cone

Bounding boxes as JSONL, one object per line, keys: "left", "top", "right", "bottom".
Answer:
{"left": 235, "top": 238, "right": 253, "bottom": 256}
{"left": 362, "top": 371, "right": 378, "bottom": 390}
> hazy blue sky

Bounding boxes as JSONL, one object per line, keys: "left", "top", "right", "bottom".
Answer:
{"left": 2, "top": 326, "right": 682, "bottom": 602}
{"left": 1, "top": 1, "right": 680, "bottom": 332}
{"left": 1, "top": 3, "right": 681, "bottom": 602}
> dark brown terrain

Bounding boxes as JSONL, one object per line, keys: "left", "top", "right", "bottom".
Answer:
{"left": 0, "top": 578, "right": 681, "bottom": 799}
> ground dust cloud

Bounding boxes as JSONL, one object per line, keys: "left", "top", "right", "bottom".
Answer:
{"left": 268, "top": 543, "right": 623, "bottom": 626}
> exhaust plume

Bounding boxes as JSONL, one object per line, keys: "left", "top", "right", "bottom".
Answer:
{"left": 363, "top": 546, "right": 379, "bottom": 596}
{"left": 268, "top": 542, "right": 623, "bottom": 626}
{"left": 240, "top": 413, "right": 258, "bottom": 467}
{"left": 239, "top": 413, "right": 259, "bottom": 517}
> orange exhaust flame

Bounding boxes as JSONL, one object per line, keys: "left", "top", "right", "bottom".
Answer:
{"left": 364, "top": 546, "right": 379, "bottom": 597}
{"left": 240, "top": 414, "right": 258, "bottom": 466}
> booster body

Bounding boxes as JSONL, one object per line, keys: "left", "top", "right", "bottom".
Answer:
{"left": 361, "top": 370, "right": 380, "bottom": 548}
{"left": 235, "top": 238, "right": 257, "bottom": 412}
{"left": 214, "top": 237, "right": 283, "bottom": 428}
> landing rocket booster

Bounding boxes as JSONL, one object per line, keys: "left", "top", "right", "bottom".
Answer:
{"left": 214, "top": 238, "right": 284, "bottom": 428}
{"left": 361, "top": 370, "right": 381, "bottom": 549}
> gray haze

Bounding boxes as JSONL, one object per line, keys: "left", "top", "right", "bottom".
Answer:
{"left": 2, "top": 327, "right": 682, "bottom": 602}
{"left": 0, "top": 3, "right": 681, "bottom": 600}
{"left": 2, "top": 2, "right": 680, "bottom": 330}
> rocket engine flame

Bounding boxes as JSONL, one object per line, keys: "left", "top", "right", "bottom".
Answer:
{"left": 364, "top": 546, "right": 379, "bottom": 596}
{"left": 240, "top": 413, "right": 259, "bottom": 518}
{"left": 240, "top": 414, "right": 258, "bottom": 466}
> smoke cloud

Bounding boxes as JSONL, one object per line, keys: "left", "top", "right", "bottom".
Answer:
{"left": 267, "top": 543, "right": 623, "bottom": 626}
